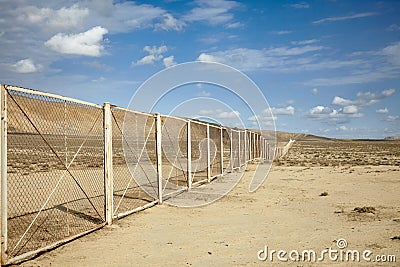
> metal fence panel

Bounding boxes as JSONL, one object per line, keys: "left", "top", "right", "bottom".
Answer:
{"left": 111, "top": 108, "right": 157, "bottom": 218}
{"left": 189, "top": 120, "right": 208, "bottom": 184}
{"left": 209, "top": 125, "right": 221, "bottom": 178}
{"left": 159, "top": 116, "right": 189, "bottom": 197}
{"left": 222, "top": 128, "right": 231, "bottom": 173}
{"left": 5, "top": 86, "right": 105, "bottom": 261}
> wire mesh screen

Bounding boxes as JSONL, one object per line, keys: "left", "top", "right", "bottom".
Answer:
{"left": 222, "top": 128, "right": 231, "bottom": 173}
{"left": 239, "top": 131, "right": 246, "bottom": 166}
{"left": 160, "top": 116, "right": 188, "bottom": 195}
{"left": 255, "top": 133, "right": 260, "bottom": 159}
{"left": 229, "top": 129, "right": 240, "bottom": 169}
{"left": 209, "top": 125, "right": 221, "bottom": 178}
{"left": 245, "top": 131, "right": 250, "bottom": 162}
{"left": 252, "top": 133, "right": 257, "bottom": 160}
{"left": 111, "top": 108, "right": 157, "bottom": 218}
{"left": 6, "top": 87, "right": 105, "bottom": 259}
{"left": 190, "top": 121, "right": 208, "bottom": 184}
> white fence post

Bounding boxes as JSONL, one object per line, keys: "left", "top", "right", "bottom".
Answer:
{"left": 187, "top": 120, "right": 192, "bottom": 189}
{"left": 230, "top": 129, "right": 233, "bottom": 170}
{"left": 251, "top": 132, "right": 256, "bottom": 160}
{"left": 249, "top": 132, "right": 253, "bottom": 161}
{"left": 244, "top": 130, "right": 247, "bottom": 163}
{"left": 1, "top": 84, "right": 8, "bottom": 265}
{"left": 155, "top": 114, "right": 163, "bottom": 204}
{"left": 220, "top": 126, "right": 223, "bottom": 175}
{"left": 207, "top": 124, "right": 211, "bottom": 182}
{"left": 261, "top": 137, "right": 264, "bottom": 160}
{"left": 103, "top": 102, "right": 113, "bottom": 225}
{"left": 237, "top": 131, "right": 241, "bottom": 167}
{"left": 264, "top": 139, "right": 267, "bottom": 160}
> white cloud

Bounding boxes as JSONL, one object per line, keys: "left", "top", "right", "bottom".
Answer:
{"left": 313, "top": 12, "right": 379, "bottom": 24}
{"left": 289, "top": 2, "right": 310, "bottom": 9}
{"left": 198, "top": 109, "right": 240, "bottom": 119}
{"left": 382, "top": 88, "right": 396, "bottom": 97}
{"left": 306, "top": 105, "right": 363, "bottom": 121}
{"left": 134, "top": 45, "right": 168, "bottom": 65}
{"left": 45, "top": 26, "right": 108, "bottom": 57}
{"left": 135, "top": 55, "right": 159, "bottom": 65}
{"left": 182, "top": 0, "right": 240, "bottom": 25}
{"left": 272, "top": 106, "right": 295, "bottom": 115}
{"left": 387, "top": 24, "right": 400, "bottom": 31}
{"left": 272, "top": 30, "right": 292, "bottom": 35}
{"left": 197, "top": 53, "right": 221, "bottom": 62}
{"left": 305, "top": 42, "right": 400, "bottom": 86}
{"left": 84, "top": 1, "right": 175, "bottom": 33}
{"left": 267, "top": 45, "right": 324, "bottom": 56}
{"left": 338, "top": 125, "right": 348, "bottom": 131}
{"left": 311, "top": 88, "right": 318, "bottom": 95}
{"left": 292, "top": 39, "right": 319, "bottom": 45}
{"left": 163, "top": 55, "right": 176, "bottom": 67}
{"left": 16, "top": 4, "right": 89, "bottom": 31}
{"left": 155, "top": 14, "right": 185, "bottom": 31}
{"left": 218, "top": 110, "right": 240, "bottom": 119}
{"left": 12, "top": 58, "right": 42, "bottom": 73}
{"left": 342, "top": 105, "right": 358, "bottom": 114}
{"left": 144, "top": 45, "right": 168, "bottom": 55}
{"left": 332, "top": 96, "right": 357, "bottom": 106}
{"left": 309, "top": 105, "right": 333, "bottom": 115}
{"left": 376, "top": 108, "right": 389, "bottom": 114}
{"left": 0, "top": 1, "right": 186, "bottom": 75}
{"left": 226, "top": 22, "right": 243, "bottom": 29}
{"left": 196, "top": 45, "right": 325, "bottom": 71}
{"left": 378, "top": 42, "right": 400, "bottom": 65}
{"left": 357, "top": 88, "right": 395, "bottom": 99}
{"left": 386, "top": 115, "right": 399, "bottom": 122}
{"left": 332, "top": 89, "right": 395, "bottom": 108}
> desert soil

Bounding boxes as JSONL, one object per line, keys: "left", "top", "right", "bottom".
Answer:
{"left": 18, "top": 140, "right": 400, "bottom": 266}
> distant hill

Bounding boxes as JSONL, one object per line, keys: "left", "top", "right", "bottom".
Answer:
{"left": 259, "top": 130, "right": 334, "bottom": 142}
{"left": 384, "top": 136, "right": 400, "bottom": 140}
{"left": 275, "top": 131, "right": 333, "bottom": 142}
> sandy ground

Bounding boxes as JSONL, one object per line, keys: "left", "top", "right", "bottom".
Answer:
{"left": 18, "top": 161, "right": 400, "bottom": 266}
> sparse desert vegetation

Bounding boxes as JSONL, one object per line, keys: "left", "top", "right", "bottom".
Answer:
{"left": 277, "top": 139, "right": 400, "bottom": 166}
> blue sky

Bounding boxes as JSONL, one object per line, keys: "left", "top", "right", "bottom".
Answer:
{"left": 1, "top": 0, "right": 399, "bottom": 139}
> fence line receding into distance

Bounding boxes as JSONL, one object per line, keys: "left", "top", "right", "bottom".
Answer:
{"left": 0, "top": 84, "right": 294, "bottom": 265}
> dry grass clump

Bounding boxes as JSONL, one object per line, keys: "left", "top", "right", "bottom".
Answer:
{"left": 353, "top": 206, "right": 376, "bottom": 214}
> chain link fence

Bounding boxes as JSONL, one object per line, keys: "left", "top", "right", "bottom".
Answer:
{"left": 2, "top": 85, "right": 105, "bottom": 263}
{"left": 0, "top": 84, "right": 292, "bottom": 265}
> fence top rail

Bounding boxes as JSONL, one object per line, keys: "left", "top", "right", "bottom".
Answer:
{"left": 4, "top": 84, "right": 102, "bottom": 109}
{"left": 3, "top": 84, "right": 271, "bottom": 136}
{"left": 160, "top": 113, "right": 188, "bottom": 123}
{"left": 189, "top": 119, "right": 214, "bottom": 127}
{"left": 111, "top": 105, "right": 154, "bottom": 117}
